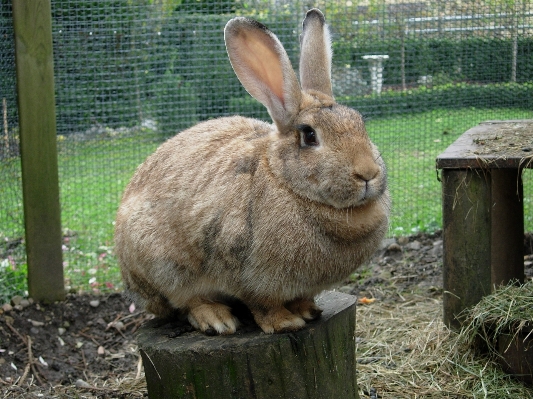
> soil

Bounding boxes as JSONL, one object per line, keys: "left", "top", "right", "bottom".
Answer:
{"left": 1, "top": 230, "right": 533, "bottom": 398}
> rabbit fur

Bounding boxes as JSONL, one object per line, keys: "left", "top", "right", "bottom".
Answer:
{"left": 114, "top": 9, "right": 390, "bottom": 335}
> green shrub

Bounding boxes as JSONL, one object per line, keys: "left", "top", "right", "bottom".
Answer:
{"left": 152, "top": 70, "right": 200, "bottom": 137}
{"left": 336, "top": 38, "right": 533, "bottom": 86}
{"left": 229, "top": 82, "right": 533, "bottom": 120}
{"left": 228, "top": 96, "right": 269, "bottom": 120}
{"left": 342, "top": 82, "right": 533, "bottom": 118}
{"left": 52, "top": 0, "right": 145, "bottom": 133}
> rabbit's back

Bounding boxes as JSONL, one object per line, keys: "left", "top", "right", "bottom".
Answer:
{"left": 115, "top": 116, "right": 273, "bottom": 309}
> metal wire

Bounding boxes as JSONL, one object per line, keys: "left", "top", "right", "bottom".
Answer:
{"left": 1, "top": 0, "right": 532, "bottom": 296}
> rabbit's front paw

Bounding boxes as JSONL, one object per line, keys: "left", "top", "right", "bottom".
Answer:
{"left": 187, "top": 301, "right": 240, "bottom": 335}
{"left": 250, "top": 306, "right": 306, "bottom": 334}
{"left": 285, "top": 298, "right": 323, "bottom": 321}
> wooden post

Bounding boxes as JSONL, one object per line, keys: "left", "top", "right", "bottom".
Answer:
{"left": 137, "top": 291, "right": 359, "bottom": 399}
{"left": 12, "top": 0, "right": 65, "bottom": 302}
{"left": 442, "top": 169, "right": 492, "bottom": 330}
{"left": 437, "top": 121, "right": 531, "bottom": 329}
{"left": 491, "top": 169, "right": 524, "bottom": 287}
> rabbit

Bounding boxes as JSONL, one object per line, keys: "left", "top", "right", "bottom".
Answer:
{"left": 114, "top": 8, "right": 390, "bottom": 335}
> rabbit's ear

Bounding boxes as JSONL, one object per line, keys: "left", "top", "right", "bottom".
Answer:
{"left": 299, "top": 9, "right": 333, "bottom": 97}
{"left": 225, "top": 17, "right": 301, "bottom": 129}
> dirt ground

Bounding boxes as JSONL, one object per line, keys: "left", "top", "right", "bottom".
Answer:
{"left": 1, "top": 230, "right": 532, "bottom": 398}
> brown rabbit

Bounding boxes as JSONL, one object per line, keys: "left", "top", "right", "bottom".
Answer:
{"left": 114, "top": 9, "right": 390, "bottom": 335}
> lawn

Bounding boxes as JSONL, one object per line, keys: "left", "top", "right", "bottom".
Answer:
{"left": 366, "top": 107, "right": 533, "bottom": 235}
{"left": 1, "top": 107, "right": 533, "bottom": 297}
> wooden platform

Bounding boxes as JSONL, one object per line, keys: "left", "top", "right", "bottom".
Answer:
{"left": 436, "top": 120, "right": 533, "bottom": 330}
{"left": 137, "top": 291, "right": 359, "bottom": 399}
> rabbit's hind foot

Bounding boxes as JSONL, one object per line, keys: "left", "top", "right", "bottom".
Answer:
{"left": 285, "top": 298, "right": 323, "bottom": 321}
{"left": 250, "top": 305, "right": 306, "bottom": 334}
{"left": 186, "top": 298, "right": 240, "bottom": 335}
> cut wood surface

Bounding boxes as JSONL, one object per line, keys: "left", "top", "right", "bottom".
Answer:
{"left": 137, "top": 291, "right": 359, "bottom": 399}
{"left": 436, "top": 120, "right": 533, "bottom": 169}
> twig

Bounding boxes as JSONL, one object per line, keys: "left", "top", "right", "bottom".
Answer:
{"left": 124, "top": 312, "right": 152, "bottom": 334}
{"left": 78, "top": 330, "right": 102, "bottom": 347}
{"left": 80, "top": 346, "right": 88, "bottom": 373}
{"left": 26, "top": 335, "right": 44, "bottom": 385}
{"left": 117, "top": 312, "right": 144, "bottom": 323}
{"left": 30, "top": 362, "right": 44, "bottom": 386}
{"left": 77, "top": 385, "right": 120, "bottom": 393}
{"left": 27, "top": 336, "right": 44, "bottom": 386}
{"left": 105, "top": 313, "right": 124, "bottom": 331}
{"left": 17, "top": 363, "right": 31, "bottom": 387}
{"left": 4, "top": 321, "right": 27, "bottom": 345}
{"left": 17, "top": 336, "right": 33, "bottom": 387}
{"left": 15, "top": 335, "right": 46, "bottom": 387}
{"left": 115, "top": 328, "right": 127, "bottom": 340}
{"left": 136, "top": 355, "right": 143, "bottom": 379}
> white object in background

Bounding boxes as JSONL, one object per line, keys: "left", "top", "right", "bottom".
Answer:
{"left": 362, "top": 55, "right": 389, "bottom": 95}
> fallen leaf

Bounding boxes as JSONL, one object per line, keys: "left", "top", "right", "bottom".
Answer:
{"left": 358, "top": 297, "right": 376, "bottom": 305}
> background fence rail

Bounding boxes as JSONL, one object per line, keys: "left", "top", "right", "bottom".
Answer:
{"left": 1, "top": 0, "right": 532, "bottom": 300}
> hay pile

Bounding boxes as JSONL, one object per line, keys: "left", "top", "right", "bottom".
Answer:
{"left": 460, "top": 280, "right": 533, "bottom": 372}
{"left": 460, "top": 280, "right": 533, "bottom": 343}
{"left": 356, "top": 290, "right": 533, "bottom": 398}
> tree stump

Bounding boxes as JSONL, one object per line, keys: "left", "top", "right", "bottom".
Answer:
{"left": 137, "top": 291, "right": 359, "bottom": 399}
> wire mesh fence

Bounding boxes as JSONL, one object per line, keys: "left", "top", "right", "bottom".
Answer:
{"left": 1, "top": 0, "right": 533, "bottom": 300}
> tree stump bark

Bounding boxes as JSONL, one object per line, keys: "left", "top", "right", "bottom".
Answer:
{"left": 137, "top": 291, "right": 359, "bottom": 399}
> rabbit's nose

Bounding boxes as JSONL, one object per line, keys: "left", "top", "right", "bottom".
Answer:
{"left": 354, "top": 165, "right": 380, "bottom": 183}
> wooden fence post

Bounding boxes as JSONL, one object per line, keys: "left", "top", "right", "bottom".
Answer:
{"left": 12, "top": 0, "right": 64, "bottom": 302}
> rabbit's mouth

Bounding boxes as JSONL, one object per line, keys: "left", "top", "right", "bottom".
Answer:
{"left": 319, "top": 174, "right": 387, "bottom": 209}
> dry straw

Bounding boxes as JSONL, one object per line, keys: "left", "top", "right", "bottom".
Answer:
{"left": 459, "top": 280, "right": 533, "bottom": 362}
{"left": 356, "top": 290, "right": 533, "bottom": 398}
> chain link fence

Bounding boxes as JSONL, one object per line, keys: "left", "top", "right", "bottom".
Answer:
{"left": 1, "top": 0, "right": 533, "bottom": 300}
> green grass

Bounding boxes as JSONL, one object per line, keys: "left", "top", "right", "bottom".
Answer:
{"left": 56, "top": 130, "right": 162, "bottom": 292}
{"left": 0, "top": 258, "right": 27, "bottom": 304}
{"left": 1, "top": 107, "right": 533, "bottom": 294}
{"left": 366, "top": 107, "right": 533, "bottom": 235}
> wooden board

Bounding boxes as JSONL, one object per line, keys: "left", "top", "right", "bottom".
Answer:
{"left": 436, "top": 120, "right": 533, "bottom": 169}
{"left": 442, "top": 169, "right": 492, "bottom": 330}
{"left": 497, "top": 327, "right": 533, "bottom": 386}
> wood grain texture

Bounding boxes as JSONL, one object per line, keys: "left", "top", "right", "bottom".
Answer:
{"left": 442, "top": 169, "right": 492, "bottom": 330}
{"left": 436, "top": 120, "right": 533, "bottom": 169}
{"left": 13, "top": 0, "right": 64, "bottom": 302}
{"left": 491, "top": 169, "right": 524, "bottom": 287}
{"left": 137, "top": 291, "right": 359, "bottom": 399}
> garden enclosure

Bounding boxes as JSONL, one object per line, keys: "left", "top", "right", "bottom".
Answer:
{"left": 1, "top": 0, "right": 533, "bottom": 301}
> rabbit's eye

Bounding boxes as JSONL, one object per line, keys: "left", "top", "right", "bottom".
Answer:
{"left": 299, "top": 125, "right": 319, "bottom": 147}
